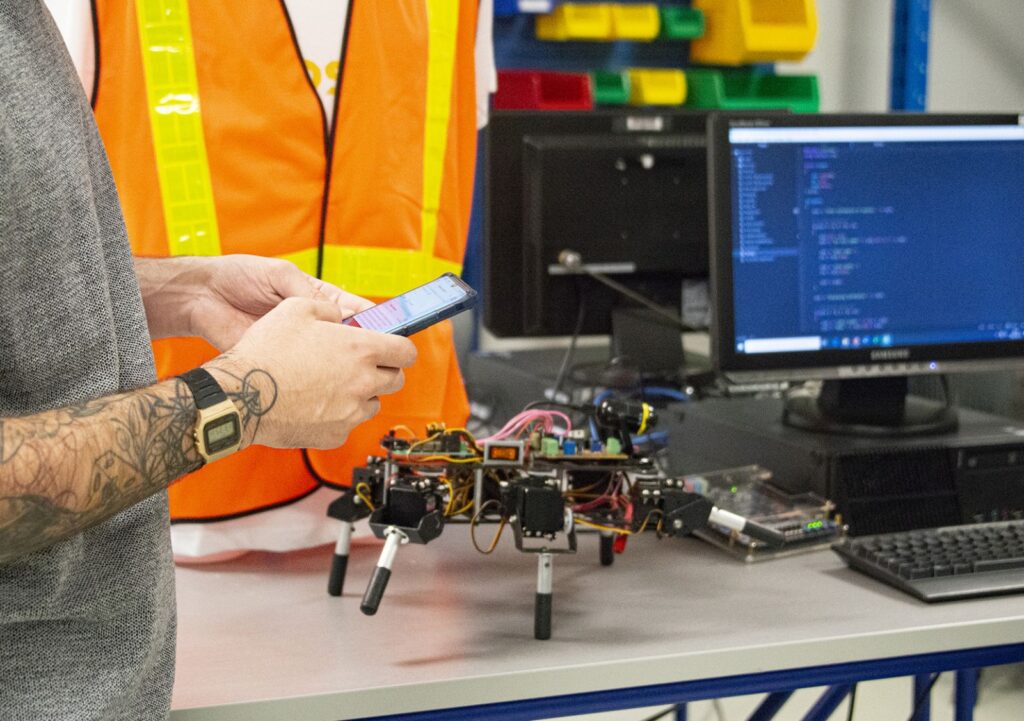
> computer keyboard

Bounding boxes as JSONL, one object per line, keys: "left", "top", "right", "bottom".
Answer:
{"left": 832, "top": 520, "right": 1024, "bottom": 602}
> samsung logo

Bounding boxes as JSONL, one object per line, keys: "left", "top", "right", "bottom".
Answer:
{"left": 871, "top": 348, "right": 911, "bottom": 361}
{"left": 626, "top": 116, "right": 665, "bottom": 132}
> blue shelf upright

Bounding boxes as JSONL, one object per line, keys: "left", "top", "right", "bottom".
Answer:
{"left": 890, "top": 0, "right": 931, "bottom": 111}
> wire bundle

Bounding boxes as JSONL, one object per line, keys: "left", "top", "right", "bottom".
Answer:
{"left": 477, "top": 409, "right": 573, "bottom": 443}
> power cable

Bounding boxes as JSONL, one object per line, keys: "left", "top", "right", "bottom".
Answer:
{"left": 550, "top": 280, "right": 586, "bottom": 401}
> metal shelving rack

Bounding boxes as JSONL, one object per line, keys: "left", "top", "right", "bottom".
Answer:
{"left": 891, "top": 0, "right": 931, "bottom": 111}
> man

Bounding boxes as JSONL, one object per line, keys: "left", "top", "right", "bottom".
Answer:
{"left": 82, "top": 0, "right": 491, "bottom": 558}
{"left": 0, "top": 3, "right": 416, "bottom": 718}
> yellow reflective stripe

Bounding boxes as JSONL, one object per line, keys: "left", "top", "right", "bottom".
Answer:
{"left": 135, "top": 0, "right": 221, "bottom": 256}
{"left": 421, "top": 0, "right": 460, "bottom": 259}
{"left": 278, "top": 246, "right": 462, "bottom": 298}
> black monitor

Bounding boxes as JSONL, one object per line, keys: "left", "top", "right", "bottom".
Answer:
{"left": 485, "top": 109, "right": 712, "bottom": 344}
{"left": 710, "top": 112, "right": 1024, "bottom": 435}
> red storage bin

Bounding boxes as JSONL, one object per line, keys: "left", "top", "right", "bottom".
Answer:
{"left": 493, "top": 70, "right": 595, "bottom": 111}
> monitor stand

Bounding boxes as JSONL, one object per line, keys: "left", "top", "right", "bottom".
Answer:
{"left": 783, "top": 376, "right": 959, "bottom": 437}
{"left": 610, "top": 307, "right": 685, "bottom": 385}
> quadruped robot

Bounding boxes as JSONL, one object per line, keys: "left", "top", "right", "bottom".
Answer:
{"left": 325, "top": 397, "right": 785, "bottom": 639}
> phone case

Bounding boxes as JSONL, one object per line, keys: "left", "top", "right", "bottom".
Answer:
{"left": 391, "top": 273, "right": 478, "bottom": 337}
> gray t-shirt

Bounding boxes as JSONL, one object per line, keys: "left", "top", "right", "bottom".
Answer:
{"left": 0, "top": 2, "right": 176, "bottom": 719}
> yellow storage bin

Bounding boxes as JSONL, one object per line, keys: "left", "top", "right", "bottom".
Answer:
{"left": 690, "top": 0, "right": 818, "bottom": 65}
{"left": 610, "top": 4, "right": 661, "bottom": 41}
{"left": 627, "top": 69, "right": 687, "bottom": 106}
{"left": 536, "top": 3, "right": 614, "bottom": 41}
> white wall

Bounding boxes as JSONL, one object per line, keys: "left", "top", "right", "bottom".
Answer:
{"left": 781, "top": 0, "right": 1024, "bottom": 114}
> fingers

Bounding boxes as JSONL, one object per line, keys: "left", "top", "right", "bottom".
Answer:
{"left": 363, "top": 397, "right": 382, "bottom": 420}
{"left": 264, "top": 259, "right": 374, "bottom": 316}
{"left": 264, "top": 259, "right": 322, "bottom": 300}
{"left": 317, "top": 283, "right": 375, "bottom": 315}
{"left": 334, "top": 324, "right": 418, "bottom": 367}
{"left": 276, "top": 296, "right": 343, "bottom": 324}
{"left": 370, "top": 334, "right": 418, "bottom": 368}
{"left": 308, "top": 397, "right": 382, "bottom": 450}
{"left": 373, "top": 367, "right": 405, "bottom": 397}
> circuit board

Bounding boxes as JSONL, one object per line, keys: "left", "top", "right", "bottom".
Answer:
{"left": 683, "top": 465, "right": 842, "bottom": 562}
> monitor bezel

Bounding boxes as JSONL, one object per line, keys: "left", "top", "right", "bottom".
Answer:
{"left": 709, "top": 112, "right": 1024, "bottom": 382}
{"left": 484, "top": 108, "right": 712, "bottom": 338}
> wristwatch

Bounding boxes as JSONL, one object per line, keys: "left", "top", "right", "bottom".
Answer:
{"left": 178, "top": 368, "right": 243, "bottom": 464}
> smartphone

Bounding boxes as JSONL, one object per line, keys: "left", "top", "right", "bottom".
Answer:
{"left": 342, "top": 273, "right": 478, "bottom": 336}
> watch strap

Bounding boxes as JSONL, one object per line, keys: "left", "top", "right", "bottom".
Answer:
{"left": 178, "top": 368, "right": 229, "bottom": 410}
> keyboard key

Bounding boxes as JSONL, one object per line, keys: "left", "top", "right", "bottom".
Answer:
{"left": 974, "top": 557, "right": 1024, "bottom": 573}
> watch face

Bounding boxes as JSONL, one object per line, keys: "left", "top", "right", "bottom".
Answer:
{"left": 204, "top": 415, "right": 241, "bottom": 453}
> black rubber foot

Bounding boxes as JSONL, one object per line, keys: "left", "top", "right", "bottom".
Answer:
{"left": 328, "top": 553, "right": 348, "bottom": 596}
{"left": 535, "top": 592, "right": 552, "bottom": 640}
{"left": 360, "top": 566, "right": 392, "bottom": 616}
{"left": 599, "top": 534, "right": 615, "bottom": 566}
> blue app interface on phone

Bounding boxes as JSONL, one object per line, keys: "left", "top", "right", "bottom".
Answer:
{"left": 345, "top": 276, "right": 467, "bottom": 333}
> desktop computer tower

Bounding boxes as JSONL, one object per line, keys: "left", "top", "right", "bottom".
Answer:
{"left": 665, "top": 398, "right": 1024, "bottom": 536}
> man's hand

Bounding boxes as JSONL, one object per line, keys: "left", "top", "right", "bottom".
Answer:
{"left": 206, "top": 298, "right": 417, "bottom": 450}
{"left": 135, "top": 255, "right": 374, "bottom": 349}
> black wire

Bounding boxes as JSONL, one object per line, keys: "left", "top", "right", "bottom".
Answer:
{"left": 846, "top": 683, "right": 858, "bottom": 721}
{"left": 551, "top": 281, "right": 586, "bottom": 401}
{"left": 522, "top": 400, "right": 588, "bottom": 413}
{"left": 638, "top": 704, "right": 682, "bottom": 721}
{"left": 907, "top": 673, "right": 942, "bottom": 721}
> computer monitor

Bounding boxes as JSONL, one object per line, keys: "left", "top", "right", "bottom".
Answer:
{"left": 709, "top": 113, "right": 1024, "bottom": 435}
{"left": 485, "top": 109, "right": 712, "bottom": 345}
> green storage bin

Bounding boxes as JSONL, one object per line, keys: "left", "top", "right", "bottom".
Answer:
{"left": 685, "top": 69, "right": 819, "bottom": 112}
{"left": 591, "top": 71, "right": 630, "bottom": 105}
{"left": 659, "top": 6, "right": 705, "bottom": 40}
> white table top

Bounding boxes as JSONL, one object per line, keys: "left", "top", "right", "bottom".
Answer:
{"left": 171, "top": 530, "right": 1024, "bottom": 721}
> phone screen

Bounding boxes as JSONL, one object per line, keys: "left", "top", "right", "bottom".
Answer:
{"left": 343, "top": 274, "right": 473, "bottom": 334}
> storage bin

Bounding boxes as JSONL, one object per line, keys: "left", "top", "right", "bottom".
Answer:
{"left": 660, "top": 6, "right": 705, "bottom": 40}
{"left": 627, "top": 68, "right": 687, "bottom": 106}
{"left": 610, "top": 4, "right": 660, "bottom": 41}
{"left": 689, "top": 0, "right": 818, "bottom": 65}
{"left": 591, "top": 71, "right": 631, "bottom": 105}
{"left": 535, "top": 3, "right": 614, "bottom": 41}
{"left": 685, "top": 69, "right": 819, "bottom": 112}
{"left": 494, "top": 70, "right": 595, "bottom": 110}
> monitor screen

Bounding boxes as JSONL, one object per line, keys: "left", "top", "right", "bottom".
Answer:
{"left": 710, "top": 114, "right": 1024, "bottom": 382}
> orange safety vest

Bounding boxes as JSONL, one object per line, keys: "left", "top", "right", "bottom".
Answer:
{"left": 93, "top": 0, "right": 479, "bottom": 521}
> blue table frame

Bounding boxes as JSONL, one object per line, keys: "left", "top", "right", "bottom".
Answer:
{"left": 354, "top": 644, "right": 1023, "bottom": 721}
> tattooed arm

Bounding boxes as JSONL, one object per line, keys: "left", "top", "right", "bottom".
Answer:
{"left": 0, "top": 363, "right": 274, "bottom": 563}
{"left": 0, "top": 297, "right": 416, "bottom": 564}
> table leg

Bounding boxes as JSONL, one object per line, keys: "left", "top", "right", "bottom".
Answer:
{"left": 954, "top": 669, "right": 977, "bottom": 721}
{"left": 747, "top": 691, "right": 793, "bottom": 721}
{"left": 801, "top": 685, "right": 852, "bottom": 721}
{"left": 912, "top": 674, "right": 933, "bottom": 721}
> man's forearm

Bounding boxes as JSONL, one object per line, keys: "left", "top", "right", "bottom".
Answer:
{"left": 134, "top": 256, "right": 214, "bottom": 340}
{"left": 0, "top": 361, "right": 274, "bottom": 563}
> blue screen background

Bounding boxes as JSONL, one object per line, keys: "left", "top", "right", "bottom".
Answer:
{"left": 731, "top": 134, "right": 1024, "bottom": 353}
